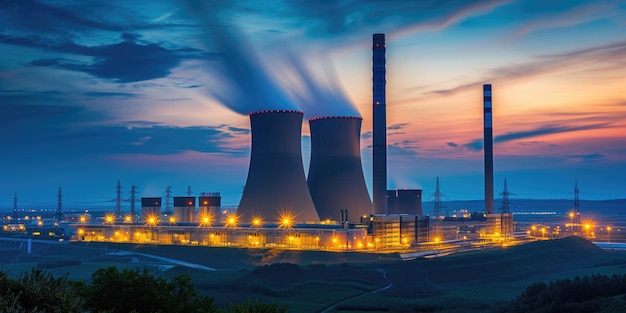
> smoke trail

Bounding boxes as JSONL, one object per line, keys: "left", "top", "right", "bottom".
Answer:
{"left": 178, "top": 1, "right": 297, "bottom": 114}
{"left": 280, "top": 51, "right": 361, "bottom": 119}
{"left": 178, "top": 1, "right": 360, "bottom": 118}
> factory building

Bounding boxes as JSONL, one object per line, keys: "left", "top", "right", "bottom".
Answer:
{"left": 198, "top": 193, "right": 221, "bottom": 225}
{"left": 141, "top": 197, "right": 161, "bottom": 222}
{"left": 386, "top": 189, "right": 423, "bottom": 215}
{"left": 173, "top": 197, "right": 195, "bottom": 224}
{"left": 62, "top": 34, "right": 522, "bottom": 254}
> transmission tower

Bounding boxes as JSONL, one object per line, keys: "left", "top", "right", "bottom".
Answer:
{"left": 115, "top": 179, "right": 123, "bottom": 216}
{"left": 13, "top": 192, "right": 17, "bottom": 220}
{"left": 572, "top": 180, "right": 582, "bottom": 234}
{"left": 499, "top": 179, "right": 515, "bottom": 241}
{"left": 429, "top": 177, "right": 447, "bottom": 241}
{"left": 56, "top": 187, "right": 63, "bottom": 222}
{"left": 130, "top": 185, "right": 138, "bottom": 222}
{"left": 187, "top": 185, "right": 193, "bottom": 196}
{"left": 164, "top": 186, "right": 172, "bottom": 215}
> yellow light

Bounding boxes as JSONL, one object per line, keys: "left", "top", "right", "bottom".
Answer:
{"left": 37, "top": 221, "right": 42, "bottom": 226}
{"left": 105, "top": 214, "right": 114, "bottom": 224}
{"left": 531, "top": 225, "right": 536, "bottom": 230}
{"left": 569, "top": 212, "right": 574, "bottom": 218}
{"left": 225, "top": 213, "right": 239, "bottom": 227}
{"left": 78, "top": 229, "right": 84, "bottom": 235}
{"left": 125, "top": 215, "right": 131, "bottom": 222}
{"left": 607, "top": 226, "right": 612, "bottom": 231}
{"left": 585, "top": 224, "right": 590, "bottom": 230}
{"left": 169, "top": 216, "right": 176, "bottom": 224}
{"left": 278, "top": 212, "right": 295, "bottom": 229}
{"left": 146, "top": 214, "right": 159, "bottom": 227}
{"left": 434, "top": 237, "right": 440, "bottom": 243}
{"left": 251, "top": 217, "right": 262, "bottom": 228}
{"left": 80, "top": 216, "right": 86, "bottom": 223}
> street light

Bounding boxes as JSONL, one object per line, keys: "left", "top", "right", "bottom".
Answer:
{"left": 531, "top": 225, "right": 537, "bottom": 237}
{"left": 584, "top": 223, "right": 591, "bottom": 238}
{"left": 607, "top": 226, "right": 612, "bottom": 242}
{"left": 569, "top": 212, "right": 575, "bottom": 233}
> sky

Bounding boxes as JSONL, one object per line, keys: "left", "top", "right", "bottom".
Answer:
{"left": 1, "top": 0, "right": 625, "bottom": 212}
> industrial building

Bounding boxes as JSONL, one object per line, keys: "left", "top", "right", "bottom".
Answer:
{"left": 67, "top": 195, "right": 431, "bottom": 250}
{"left": 387, "top": 189, "right": 423, "bottom": 215}
{"left": 63, "top": 33, "right": 520, "bottom": 253}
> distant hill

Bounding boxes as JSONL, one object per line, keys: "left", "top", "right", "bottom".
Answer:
{"left": 422, "top": 198, "right": 626, "bottom": 215}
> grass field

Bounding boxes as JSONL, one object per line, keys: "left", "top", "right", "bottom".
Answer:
{"left": 1, "top": 236, "right": 625, "bottom": 312}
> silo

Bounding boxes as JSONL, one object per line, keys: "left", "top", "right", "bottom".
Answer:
{"left": 307, "top": 116, "right": 372, "bottom": 222}
{"left": 198, "top": 193, "right": 221, "bottom": 224}
{"left": 237, "top": 110, "right": 319, "bottom": 224}
{"left": 173, "top": 196, "right": 195, "bottom": 224}
{"left": 141, "top": 197, "right": 161, "bottom": 222}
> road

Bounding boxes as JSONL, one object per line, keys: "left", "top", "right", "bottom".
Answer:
{"left": 320, "top": 268, "right": 391, "bottom": 313}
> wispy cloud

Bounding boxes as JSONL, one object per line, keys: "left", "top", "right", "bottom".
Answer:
{"left": 566, "top": 153, "right": 605, "bottom": 162}
{"left": 427, "top": 40, "right": 626, "bottom": 96}
{"left": 463, "top": 123, "right": 613, "bottom": 151}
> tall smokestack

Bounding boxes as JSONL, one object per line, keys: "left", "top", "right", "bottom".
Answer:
{"left": 307, "top": 116, "right": 372, "bottom": 222}
{"left": 372, "top": 33, "right": 387, "bottom": 214}
{"left": 483, "top": 84, "right": 494, "bottom": 214}
{"left": 237, "top": 110, "right": 320, "bottom": 223}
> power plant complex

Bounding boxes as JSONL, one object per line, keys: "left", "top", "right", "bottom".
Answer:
{"left": 8, "top": 33, "right": 521, "bottom": 252}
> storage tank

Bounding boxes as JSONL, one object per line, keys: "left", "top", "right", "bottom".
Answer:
{"left": 141, "top": 197, "right": 161, "bottom": 222}
{"left": 237, "top": 110, "right": 319, "bottom": 224}
{"left": 198, "top": 193, "right": 220, "bottom": 225}
{"left": 307, "top": 116, "right": 372, "bottom": 222}
{"left": 173, "top": 196, "right": 195, "bottom": 224}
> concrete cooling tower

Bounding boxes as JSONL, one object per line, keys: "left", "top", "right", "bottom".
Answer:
{"left": 237, "top": 110, "right": 320, "bottom": 224}
{"left": 307, "top": 116, "right": 372, "bottom": 222}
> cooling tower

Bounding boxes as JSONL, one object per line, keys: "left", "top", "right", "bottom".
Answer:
{"left": 237, "top": 110, "right": 319, "bottom": 224}
{"left": 483, "top": 84, "right": 494, "bottom": 214}
{"left": 372, "top": 33, "right": 387, "bottom": 214}
{"left": 307, "top": 116, "right": 372, "bottom": 222}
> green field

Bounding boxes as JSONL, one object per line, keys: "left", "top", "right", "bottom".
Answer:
{"left": 1, "top": 237, "right": 625, "bottom": 312}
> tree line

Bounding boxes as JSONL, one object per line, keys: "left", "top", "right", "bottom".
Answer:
{"left": 500, "top": 273, "right": 626, "bottom": 313}
{"left": 0, "top": 267, "right": 287, "bottom": 313}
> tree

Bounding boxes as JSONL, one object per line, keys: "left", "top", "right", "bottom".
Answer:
{"left": 0, "top": 269, "right": 84, "bottom": 313}
{"left": 85, "top": 266, "right": 218, "bottom": 313}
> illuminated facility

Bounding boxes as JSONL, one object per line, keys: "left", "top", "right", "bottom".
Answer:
{"left": 62, "top": 34, "right": 529, "bottom": 252}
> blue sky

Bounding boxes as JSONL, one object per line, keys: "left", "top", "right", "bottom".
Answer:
{"left": 1, "top": 0, "right": 625, "bottom": 211}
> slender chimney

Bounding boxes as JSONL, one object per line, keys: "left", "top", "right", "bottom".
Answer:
{"left": 372, "top": 33, "right": 387, "bottom": 214}
{"left": 483, "top": 84, "right": 494, "bottom": 214}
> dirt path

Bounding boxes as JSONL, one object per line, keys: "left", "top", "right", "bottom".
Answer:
{"left": 320, "top": 268, "right": 391, "bottom": 313}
